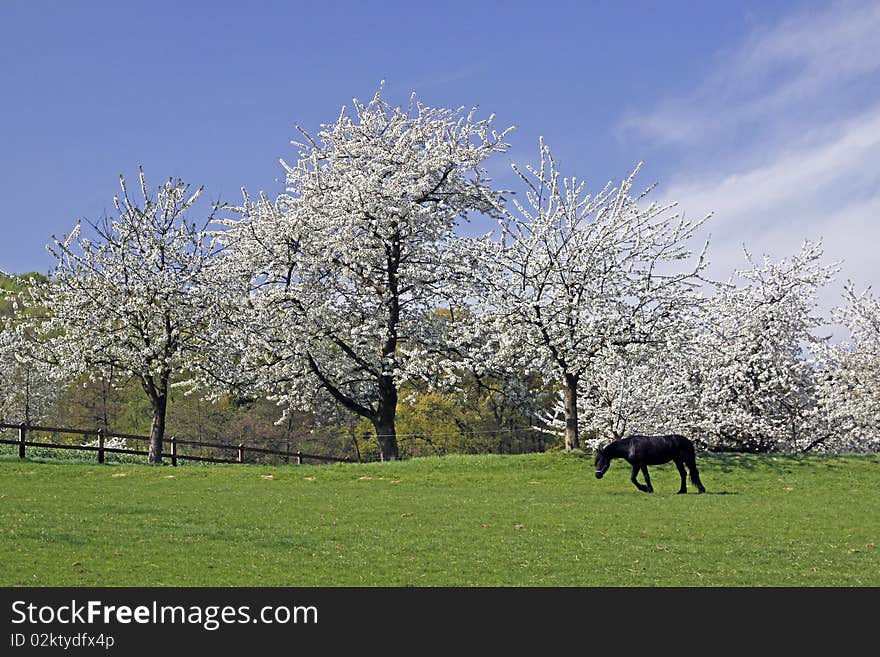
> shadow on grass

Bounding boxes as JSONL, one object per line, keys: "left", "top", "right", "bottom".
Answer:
{"left": 700, "top": 451, "right": 880, "bottom": 473}
{"left": 576, "top": 445, "right": 880, "bottom": 477}
{"left": 600, "top": 490, "right": 737, "bottom": 496}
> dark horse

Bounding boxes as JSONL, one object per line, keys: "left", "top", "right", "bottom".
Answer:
{"left": 594, "top": 434, "right": 705, "bottom": 494}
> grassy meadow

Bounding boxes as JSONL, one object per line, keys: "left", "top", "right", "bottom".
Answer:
{"left": 0, "top": 451, "right": 877, "bottom": 586}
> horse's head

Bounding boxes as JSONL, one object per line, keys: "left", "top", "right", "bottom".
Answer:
{"left": 595, "top": 448, "right": 610, "bottom": 479}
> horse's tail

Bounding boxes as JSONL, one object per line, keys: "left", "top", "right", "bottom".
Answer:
{"left": 683, "top": 437, "right": 706, "bottom": 493}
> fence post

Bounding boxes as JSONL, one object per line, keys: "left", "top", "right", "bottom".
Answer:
{"left": 171, "top": 436, "right": 177, "bottom": 467}
{"left": 97, "top": 428, "right": 105, "bottom": 464}
{"left": 295, "top": 450, "right": 303, "bottom": 465}
{"left": 18, "top": 423, "right": 27, "bottom": 459}
{"left": 237, "top": 443, "right": 245, "bottom": 463}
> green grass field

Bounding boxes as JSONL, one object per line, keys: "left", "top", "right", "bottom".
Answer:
{"left": 1, "top": 451, "right": 877, "bottom": 586}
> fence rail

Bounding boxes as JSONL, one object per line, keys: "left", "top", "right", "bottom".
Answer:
{"left": 0, "top": 422, "right": 354, "bottom": 466}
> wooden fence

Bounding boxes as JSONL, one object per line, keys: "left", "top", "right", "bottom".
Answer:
{"left": 0, "top": 422, "right": 354, "bottom": 466}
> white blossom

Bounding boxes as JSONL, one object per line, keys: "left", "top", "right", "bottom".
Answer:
{"left": 689, "top": 241, "right": 836, "bottom": 451}
{"left": 17, "top": 168, "right": 221, "bottom": 462}
{"left": 201, "top": 85, "right": 513, "bottom": 460}
{"left": 468, "top": 140, "right": 709, "bottom": 450}
{"left": 815, "top": 283, "right": 880, "bottom": 451}
{"left": 0, "top": 325, "right": 57, "bottom": 424}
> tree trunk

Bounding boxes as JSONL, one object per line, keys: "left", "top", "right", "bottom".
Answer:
{"left": 563, "top": 373, "right": 580, "bottom": 451}
{"left": 374, "top": 417, "right": 399, "bottom": 461}
{"left": 374, "top": 225, "right": 401, "bottom": 462}
{"left": 148, "top": 391, "right": 168, "bottom": 464}
{"left": 374, "top": 374, "right": 399, "bottom": 461}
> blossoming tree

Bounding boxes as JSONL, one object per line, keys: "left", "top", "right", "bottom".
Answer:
{"left": 208, "top": 86, "right": 513, "bottom": 460}
{"left": 19, "top": 169, "right": 220, "bottom": 462}
{"left": 0, "top": 328, "right": 57, "bottom": 424}
{"left": 470, "top": 140, "right": 709, "bottom": 450}
{"left": 690, "top": 242, "right": 836, "bottom": 451}
{"left": 815, "top": 283, "right": 880, "bottom": 451}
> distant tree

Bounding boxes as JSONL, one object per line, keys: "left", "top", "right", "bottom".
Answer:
{"left": 815, "top": 283, "right": 880, "bottom": 451}
{"left": 396, "top": 373, "right": 552, "bottom": 457}
{"left": 207, "top": 85, "right": 512, "bottom": 460}
{"left": 1, "top": 274, "right": 57, "bottom": 424}
{"left": 0, "top": 335, "right": 57, "bottom": 425}
{"left": 16, "top": 169, "right": 221, "bottom": 462}
{"left": 691, "top": 242, "right": 836, "bottom": 451}
{"left": 470, "top": 140, "right": 709, "bottom": 451}
{"left": 53, "top": 370, "right": 138, "bottom": 434}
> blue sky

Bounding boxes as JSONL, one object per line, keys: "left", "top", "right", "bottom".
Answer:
{"left": 2, "top": 0, "right": 877, "bottom": 310}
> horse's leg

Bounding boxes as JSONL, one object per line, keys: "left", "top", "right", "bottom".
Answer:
{"left": 687, "top": 456, "right": 706, "bottom": 493}
{"left": 640, "top": 465, "right": 654, "bottom": 493}
{"left": 675, "top": 459, "right": 687, "bottom": 494}
{"left": 630, "top": 463, "right": 650, "bottom": 492}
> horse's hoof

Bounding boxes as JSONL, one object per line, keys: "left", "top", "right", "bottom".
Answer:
{"left": 677, "top": 490, "right": 686, "bottom": 495}
{"left": 698, "top": 489, "right": 706, "bottom": 494}
{"left": 646, "top": 487, "right": 654, "bottom": 493}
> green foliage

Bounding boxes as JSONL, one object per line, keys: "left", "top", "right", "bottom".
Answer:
{"left": 27, "top": 362, "right": 556, "bottom": 459}
{"left": 396, "top": 390, "right": 472, "bottom": 455}
{"left": 1, "top": 452, "right": 877, "bottom": 586}
{"left": 394, "top": 376, "right": 555, "bottom": 458}
{"left": 53, "top": 374, "right": 136, "bottom": 432}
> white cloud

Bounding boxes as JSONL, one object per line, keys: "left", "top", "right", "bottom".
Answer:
{"left": 659, "top": 106, "right": 880, "bottom": 315}
{"left": 662, "top": 106, "right": 880, "bottom": 237}
{"left": 622, "top": 1, "right": 880, "bottom": 320}
{"left": 621, "top": 0, "right": 880, "bottom": 147}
